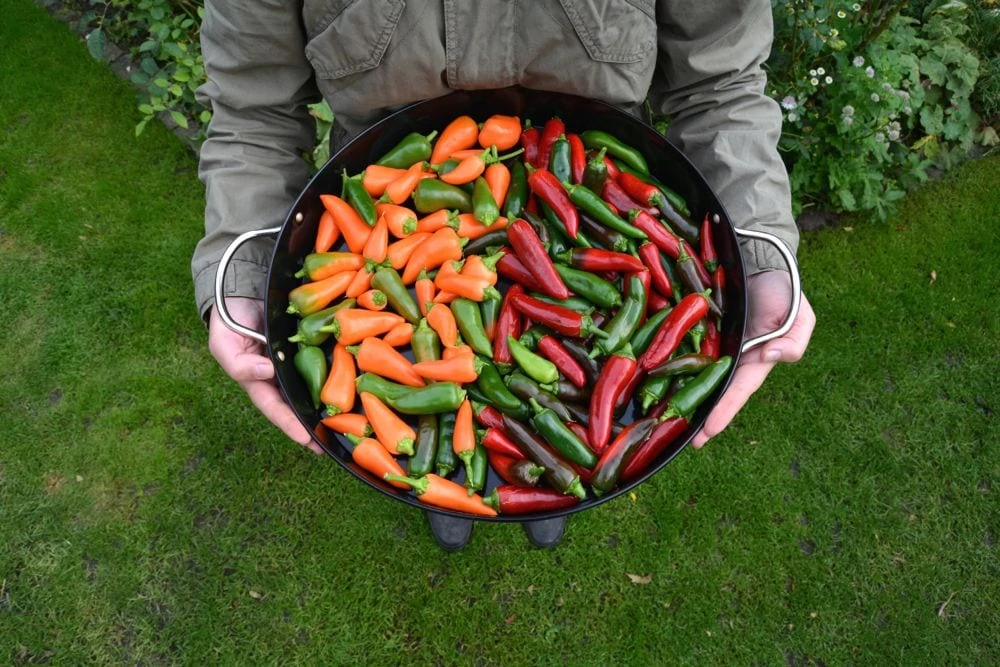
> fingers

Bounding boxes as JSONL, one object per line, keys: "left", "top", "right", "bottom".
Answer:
{"left": 244, "top": 380, "right": 326, "bottom": 455}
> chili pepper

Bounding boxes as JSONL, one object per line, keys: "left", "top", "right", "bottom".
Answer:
{"left": 508, "top": 291, "right": 606, "bottom": 339}
{"left": 293, "top": 344, "right": 326, "bottom": 410}
{"left": 520, "top": 210, "right": 553, "bottom": 251}
{"left": 589, "top": 415, "right": 658, "bottom": 496}
{"left": 547, "top": 134, "right": 572, "bottom": 184}
{"left": 481, "top": 425, "right": 526, "bottom": 460}
{"left": 429, "top": 115, "right": 479, "bottom": 164}
{"left": 321, "top": 343, "right": 357, "bottom": 415}
{"left": 342, "top": 169, "right": 378, "bottom": 227}
{"left": 711, "top": 265, "right": 726, "bottom": 316}
{"left": 701, "top": 317, "right": 721, "bottom": 359}
{"left": 555, "top": 380, "right": 590, "bottom": 405}
{"left": 474, "top": 356, "right": 530, "bottom": 419}
{"left": 590, "top": 272, "right": 648, "bottom": 358}
{"left": 435, "top": 260, "right": 502, "bottom": 302}
{"left": 612, "top": 159, "right": 690, "bottom": 218}
{"left": 435, "top": 410, "right": 459, "bottom": 476}
{"left": 384, "top": 473, "right": 497, "bottom": 516}
{"left": 483, "top": 484, "right": 579, "bottom": 514}
{"left": 287, "top": 298, "right": 357, "bottom": 345}
{"left": 503, "top": 159, "right": 529, "bottom": 219}
{"left": 315, "top": 210, "right": 341, "bottom": 253}
{"left": 637, "top": 291, "right": 711, "bottom": 371}
{"left": 295, "top": 251, "right": 365, "bottom": 282}
{"left": 506, "top": 218, "right": 570, "bottom": 299}
{"left": 675, "top": 245, "right": 720, "bottom": 318}
{"left": 527, "top": 293, "right": 595, "bottom": 315}
{"left": 375, "top": 202, "right": 418, "bottom": 238}
{"left": 438, "top": 146, "right": 491, "bottom": 185}
{"left": 386, "top": 232, "right": 432, "bottom": 271}
{"left": 357, "top": 289, "right": 386, "bottom": 311}
{"left": 686, "top": 319, "right": 706, "bottom": 357}
{"left": 601, "top": 178, "right": 657, "bottom": 218}
{"left": 589, "top": 344, "right": 638, "bottom": 453}
{"left": 345, "top": 263, "right": 375, "bottom": 299}
{"left": 452, "top": 398, "right": 477, "bottom": 478}
{"left": 402, "top": 227, "right": 468, "bottom": 284}
{"left": 501, "top": 415, "right": 586, "bottom": 500}
{"left": 660, "top": 355, "right": 732, "bottom": 421}
{"left": 536, "top": 117, "right": 565, "bottom": 172}
{"left": 321, "top": 412, "right": 372, "bottom": 438}
{"left": 451, "top": 297, "right": 494, "bottom": 358}
{"left": 352, "top": 336, "right": 425, "bottom": 388}
{"left": 620, "top": 416, "right": 688, "bottom": 482}
{"left": 577, "top": 212, "right": 632, "bottom": 253}
{"left": 700, "top": 214, "right": 718, "bottom": 273}
{"left": 536, "top": 335, "right": 587, "bottom": 388}
{"left": 493, "top": 283, "right": 523, "bottom": 367}
{"left": 520, "top": 123, "right": 540, "bottom": 167}
{"left": 406, "top": 414, "right": 438, "bottom": 478}
{"left": 629, "top": 210, "right": 682, "bottom": 260}
{"left": 473, "top": 402, "right": 506, "bottom": 431}
{"left": 567, "top": 133, "right": 586, "bottom": 184}
{"left": 630, "top": 305, "right": 672, "bottom": 355}
{"left": 380, "top": 160, "right": 424, "bottom": 205}
{"left": 638, "top": 374, "right": 674, "bottom": 414}
{"left": 538, "top": 203, "right": 574, "bottom": 254}
{"left": 465, "top": 440, "right": 488, "bottom": 495}
{"left": 362, "top": 164, "right": 408, "bottom": 198}
{"left": 360, "top": 391, "right": 416, "bottom": 456}
{"left": 414, "top": 208, "right": 459, "bottom": 235}
{"left": 489, "top": 453, "right": 545, "bottom": 487}
{"left": 345, "top": 434, "right": 409, "bottom": 489}
{"left": 483, "top": 162, "right": 511, "bottom": 214}
{"left": 504, "top": 371, "right": 572, "bottom": 422}
{"left": 527, "top": 167, "right": 578, "bottom": 239}
{"left": 468, "top": 175, "right": 500, "bottom": 225}
{"left": 478, "top": 113, "right": 522, "bottom": 151}
{"left": 616, "top": 171, "right": 698, "bottom": 243}
{"left": 286, "top": 271, "right": 352, "bottom": 317}
{"left": 563, "top": 182, "right": 647, "bottom": 240}
{"left": 495, "top": 250, "right": 545, "bottom": 293}
{"left": 552, "top": 263, "right": 622, "bottom": 310}
{"left": 579, "top": 130, "right": 646, "bottom": 173}
{"left": 479, "top": 297, "right": 500, "bottom": 343}
{"left": 321, "top": 193, "right": 372, "bottom": 254}
{"left": 559, "top": 338, "right": 602, "bottom": 385}
{"left": 647, "top": 352, "right": 715, "bottom": 378}
{"left": 426, "top": 302, "right": 459, "bottom": 347}
{"left": 384, "top": 382, "right": 467, "bottom": 415}
{"left": 637, "top": 242, "right": 674, "bottom": 300}
{"left": 528, "top": 398, "right": 598, "bottom": 468}
{"left": 565, "top": 421, "right": 593, "bottom": 451}
{"left": 582, "top": 146, "right": 608, "bottom": 193}
{"left": 442, "top": 342, "right": 474, "bottom": 361}
{"left": 376, "top": 130, "right": 438, "bottom": 168}
{"left": 412, "top": 351, "right": 479, "bottom": 384}
{"left": 355, "top": 372, "right": 411, "bottom": 404}
{"left": 507, "top": 335, "right": 560, "bottom": 385}
{"left": 412, "top": 178, "right": 473, "bottom": 214}
{"left": 647, "top": 290, "right": 672, "bottom": 314}
{"left": 554, "top": 247, "right": 644, "bottom": 274}
{"left": 462, "top": 229, "right": 509, "bottom": 258}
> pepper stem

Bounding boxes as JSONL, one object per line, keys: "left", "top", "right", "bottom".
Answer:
{"left": 482, "top": 488, "right": 501, "bottom": 512}
{"left": 383, "top": 473, "right": 427, "bottom": 494}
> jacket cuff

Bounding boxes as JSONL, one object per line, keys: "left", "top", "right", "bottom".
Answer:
{"left": 194, "top": 255, "right": 271, "bottom": 323}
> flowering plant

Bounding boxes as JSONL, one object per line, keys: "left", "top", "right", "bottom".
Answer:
{"left": 767, "top": 0, "right": 991, "bottom": 220}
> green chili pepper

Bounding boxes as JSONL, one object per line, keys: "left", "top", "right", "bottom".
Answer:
{"left": 539, "top": 203, "right": 574, "bottom": 254}
{"left": 376, "top": 130, "right": 438, "bottom": 168}
{"left": 659, "top": 251, "right": 685, "bottom": 304}
{"left": 612, "top": 159, "right": 690, "bottom": 217}
{"left": 662, "top": 356, "right": 733, "bottom": 420}
{"left": 507, "top": 335, "right": 560, "bottom": 385}
{"left": 552, "top": 263, "right": 622, "bottom": 309}
{"left": 501, "top": 415, "right": 586, "bottom": 500}
{"left": 293, "top": 344, "right": 327, "bottom": 410}
{"left": 528, "top": 399, "right": 598, "bottom": 468}
{"left": 582, "top": 147, "right": 608, "bottom": 193}
{"left": 548, "top": 134, "right": 572, "bottom": 183}
{"left": 463, "top": 228, "right": 509, "bottom": 256}
{"left": 648, "top": 353, "right": 715, "bottom": 378}
{"left": 342, "top": 170, "right": 377, "bottom": 227}
{"left": 630, "top": 306, "right": 672, "bottom": 356}
{"left": 355, "top": 372, "right": 412, "bottom": 403}
{"left": 563, "top": 182, "right": 648, "bottom": 240}
{"left": 412, "top": 178, "right": 473, "bottom": 214}
{"left": 504, "top": 371, "right": 572, "bottom": 422}
{"left": 408, "top": 414, "right": 439, "bottom": 478}
{"left": 639, "top": 374, "right": 675, "bottom": 414}
{"left": 451, "top": 298, "right": 493, "bottom": 357}
{"left": 591, "top": 272, "right": 648, "bottom": 358}
{"left": 480, "top": 297, "right": 500, "bottom": 343}
{"left": 287, "top": 298, "right": 356, "bottom": 346}
{"left": 464, "top": 382, "right": 493, "bottom": 406}
{"left": 465, "top": 441, "right": 488, "bottom": 495}
{"left": 517, "top": 324, "right": 553, "bottom": 349}
{"left": 384, "top": 382, "right": 467, "bottom": 415}
{"left": 580, "top": 129, "right": 649, "bottom": 174}
{"left": 371, "top": 266, "right": 421, "bottom": 324}
{"left": 472, "top": 176, "right": 500, "bottom": 225}
{"left": 473, "top": 356, "right": 531, "bottom": 420}
{"left": 525, "top": 292, "right": 596, "bottom": 315}
{"left": 504, "top": 159, "right": 529, "bottom": 219}
{"left": 687, "top": 319, "right": 707, "bottom": 355}
{"left": 435, "top": 411, "right": 459, "bottom": 477}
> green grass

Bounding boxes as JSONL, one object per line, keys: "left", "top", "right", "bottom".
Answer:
{"left": 2, "top": 2, "right": 999, "bottom": 664}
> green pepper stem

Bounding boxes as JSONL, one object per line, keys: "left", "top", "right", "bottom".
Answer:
{"left": 482, "top": 488, "right": 501, "bottom": 511}
{"left": 383, "top": 473, "right": 427, "bottom": 494}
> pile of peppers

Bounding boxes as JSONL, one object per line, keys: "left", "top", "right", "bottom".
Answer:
{"left": 285, "top": 112, "right": 732, "bottom": 517}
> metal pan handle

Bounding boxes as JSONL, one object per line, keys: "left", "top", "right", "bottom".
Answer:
{"left": 734, "top": 227, "right": 802, "bottom": 354}
{"left": 213, "top": 226, "right": 282, "bottom": 345}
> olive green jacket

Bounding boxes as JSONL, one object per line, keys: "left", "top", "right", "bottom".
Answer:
{"left": 192, "top": 0, "right": 798, "bottom": 319}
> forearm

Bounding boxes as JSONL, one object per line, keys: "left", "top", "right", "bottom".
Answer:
{"left": 651, "top": 0, "right": 798, "bottom": 275}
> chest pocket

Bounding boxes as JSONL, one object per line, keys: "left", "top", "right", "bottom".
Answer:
{"left": 559, "top": 0, "right": 657, "bottom": 64}
{"left": 304, "top": 0, "right": 405, "bottom": 79}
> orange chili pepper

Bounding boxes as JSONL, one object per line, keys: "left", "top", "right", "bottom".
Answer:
{"left": 320, "top": 343, "right": 357, "bottom": 415}
{"left": 360, "top": 392, "right": 416, "bottom": 456}
{"left": 452, "top": 398, "right": 476, "bottom": 467}
{"left": 431, "top": 290, "right": 459, "bottom": 305}
{"left": 484, "top": 162, "right": 510, "bottom": 212}
{"left": 320, "top": 194, "right": 371, "bottom": 254}
{"left": 401, "top": 227, "right": 467, "bottom": 284}
{"left": 454, "top": 213, "right": 508, "bottom": 240}
{"left": 375, "top": 202, "right": 418, "bottom": 238}
{"left": 294, "top": 251, "right": 365, "bottom": 281}
{"left": 435, "top": 270, "right": 498, "bottom": 302}
{"left": 321, "top": 412, "right": 372, "bottom": 438}
{"left": 287, "top": 270, "right": 354, "bottom": 316}
{"left": 361, "top": 164, "right": 408, "bottom": 197}
{"left": 348, "top": 434, "right": 409, "bottom": 489}
{"left": 324, "top": 309, "right": 405, "bottom": 346}
{"left": 345, "top": 264, "right": 374, "bottom": 299}
{"left": 315, "top": 209, "right": 341, "bottom": 253}
{"left": 478, "top": 114, "right": 522, "bottom": 151}
{"left": 415, "top": 208, "right": 459, "bottom": 234}
{"left": 440, "top": 148, "right": 489, "bottom": 185}
{"left": 415, "top": 271, "right": 436, "bottom": 316}
{"left": 362, "top": 216, "right": 389, "bottom": 263}
{"left": 356, "top": 289, "right": 387, "bottom": 311}
{"left": 382, "top": 161, "right": 425, "bottom": 205}
{"left": 413, "top": 354, "right": 478, "bottom": 384}
{"left": 382, "top": 321, "right": 414, "bottom": 347}
{"left": 442, "top": 344, "right": 475, "bottom": 361}
{"left": 382, "top": 473, "right": 498, "bottom": 516}
{"left": 352, "top": 336, "right": 425, "bottom": 387}
{"left": 385, "top": 232, "right": 431, "bottom": 271}
{"left": 460, "top": 253, "right": 500, "bottom": 286}
{"left": 426, "top": 302, "right": 459, "bottom": 347}
{"left": 430, "top": 114, "right": 479, "bottom": 165}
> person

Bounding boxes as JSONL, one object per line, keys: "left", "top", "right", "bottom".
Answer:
{"left": 192, "top": 1, "right": 816, "bottom": 551}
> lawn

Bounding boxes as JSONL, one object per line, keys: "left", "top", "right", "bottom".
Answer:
{"left": 1, "top": 2, "right": 998, "bottom": 665}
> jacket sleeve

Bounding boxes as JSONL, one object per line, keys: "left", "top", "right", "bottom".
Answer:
{"left": 190, "top": 0, "right": 320, "bottom": 319}
{"left": 650, "top": 0, "right": 797, "bottom": 276}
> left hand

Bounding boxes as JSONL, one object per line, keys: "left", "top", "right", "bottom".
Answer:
{"left": 691, "top": 270, "right": 815, "bottom": 448}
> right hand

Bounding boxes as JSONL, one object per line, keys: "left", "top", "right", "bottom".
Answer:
{"left": 208, "top": 297, "right": 324, "bottom": 455}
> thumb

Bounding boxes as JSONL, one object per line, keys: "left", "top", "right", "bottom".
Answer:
{"left": 226, "top": 352, "right": 276, "bottom": 384}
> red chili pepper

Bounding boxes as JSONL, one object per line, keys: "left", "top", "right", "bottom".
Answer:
{"left": 700, "top": 214, "right": 718, "bottom": 273}
{"left": 620, "top": 416, "right": 688, "bottom": 482}
{"left": 493, "top": 282, "right": 524, "bottom": 365}
{"left": 483, "top": 484, "right": 580, "bottom": 515}
{"left": 711, "top": 264, "right": 726, "bottom": 315}
{"left": 567, "top": 133, "right": 586, "bottom": 184}
{"left": 603, "top": 154, "right": 620, "bottom": 181}
{"left": 506, "top": 218, "right": 570, "bottom": 299}
{"left": 637, "top": 242, "right": 674, "bottom": 300}
{"left": 509, "top": 291, "right": 605, "bottom": 339}
{"left": 637, "top": 292, "right": 711, "bottom": 371}
{"left": 590, "top": 415, "right": 659, "bottom": 495}
{"left": 601, "top": 178, "right": 657, "bottom": 218}
{"left": 565, "top": 421, "right": 593, "bottom": 453}
{"left": 613, "top": 367, "right": 646, "bottom": 414}
{"left": 617, "top": 171, "right": 700, "bottom": 242}
{"left": 556, "top": 247, "right": 645, "bottom": 274}
{"left": 536, "top": 335, "right": 588, "bottom": 388}
{"left": 473, "top": 401, "right": 506, "bottom": 430}
{"left": 527, "top": 168, "right": 579, "bottom": 239}
{"left": 481, "top": 425, "right": 526, "bottom": 460}
{"left": 488, "top": 453, "right": 545, "bottom": 487}
{"left": 521, "top": 125, "right": 540, "bottom": 168}
{"left": 536, "top": 117, "right": 565, "bottom": 173}
{"left": 647, "top": 290, "right": 672, "bottom": 314}
{"left": 700, "top": 317, "right": 721, "bottom": 359}
{"left": 589, "top": 345, "right": 638, "bottom": 453}
{"left": 495, "top": 248, "right": 546, "bottom": 293}
{"left": 630, "top": 210, "right": 682, "bottom": 260}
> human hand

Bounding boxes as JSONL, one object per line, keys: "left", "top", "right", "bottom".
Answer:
{"left": 208, "top": 297, "right": 325, "bottom": 455}
{"left": 691, "top": 270, "right": 815, "bottom": 448}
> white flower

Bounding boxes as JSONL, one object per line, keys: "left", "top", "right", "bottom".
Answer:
{"left": 888, "top": 129, "right": 900, "bottom": 141}
{"left": 843, "top": 116, "right": 854, "bottom": 126}
{"left": 781, "top": 95, "right": 798, "bottom": 110}
{"left": 787, "top": 112, "right": 799, "bottom": 122}
{"left": 842, "top": 105, "right": 855, "bottom": 116}
{"left": 817, "top": 67, "right": 826, "bottom": 75}
{"left": 831, "top": 28, "right": 839, "bottom": 37}
{"left": 837, "top": 10, "right": 847, "bottom": 18}
{"left": 866, "top": 66, "right": 876, "bottom": 78}
{"left": 853, "top": 56, "right": 865, "bottom": 67}
{"left": 875, "top": 132, "right": 885, "bottom": 142}
{"left": 882, "top": 82, "right": 893, "bottom": 91}
{"left": 904, "top": 106, "right": 913, "bottom": 115}
{"left": 825, "top": 76, "right": 834, "bottom": 84}
{"left": 811, "top": 77, "right": 820, "bottom": 86}
{"left": 810, "top": 69, "right": 818, "bottom": 77}
{"left": 897, "top": 90, "right": 911, "bottom": 101}
{"left": 871, "top": 93, "right": 880, "bottom": 102}
{"left": 853, "top": 3, "right": 861, "bottom": 10}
